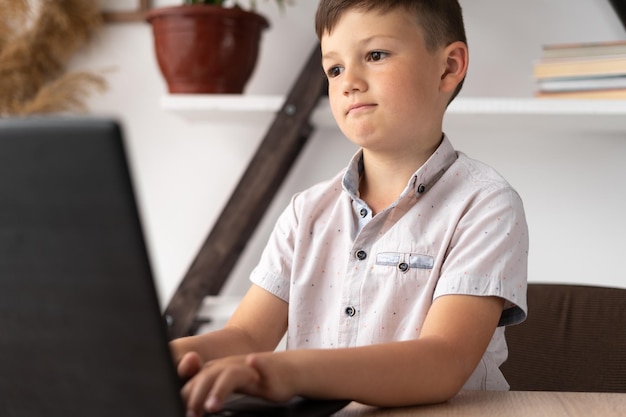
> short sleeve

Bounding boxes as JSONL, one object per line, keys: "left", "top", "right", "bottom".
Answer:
{"left": 249, "top": 194, "right": 300, "bottom": 302}
{"left": 434, "top": 186, "right": 529, "bottom": 326}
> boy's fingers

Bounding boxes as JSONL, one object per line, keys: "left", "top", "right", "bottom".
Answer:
{"left": 204, "top": 365, "right": 261, "bottom": 412}
{"left": 182, "top": 360, "right": 261, "bottom": 414}
{"left": 178, "top": 352, "right": 203, "bottom": 379}
{"left": 184, "top": 368, "right": 219, "bottom": 416}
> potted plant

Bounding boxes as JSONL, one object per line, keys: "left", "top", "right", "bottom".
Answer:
{"left": 147, "top": 1, "right": 287, "bottom": 94}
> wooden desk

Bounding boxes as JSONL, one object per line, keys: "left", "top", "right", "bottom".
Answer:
{"left": 333, "top": 390, "right": 626, "bottom": 416}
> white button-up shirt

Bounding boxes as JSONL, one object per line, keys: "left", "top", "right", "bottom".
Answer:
{"left": 250, "top": 135, "right": 529, "bottom": 390}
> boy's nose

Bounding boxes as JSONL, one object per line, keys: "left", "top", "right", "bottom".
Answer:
{"left": 342, "top": 68, "right": 367, "bottom": 95}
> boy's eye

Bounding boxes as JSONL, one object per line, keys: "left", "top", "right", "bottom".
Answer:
{"left": 326, "top": 66, "right": 343, "bottom": 78}
{"left": 368, "top": 51, "right": 388, "bottom": 61}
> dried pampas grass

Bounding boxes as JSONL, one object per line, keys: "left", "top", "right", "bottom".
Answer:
{"left": 0, "top": 0, "right": 107, "bottom": 116}
{"left": 15, "top": 72, "right": 108, "bottom": 115}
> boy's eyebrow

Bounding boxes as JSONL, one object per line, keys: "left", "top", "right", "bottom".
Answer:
{"left": 321, "top": 34, "right": 399, "bottom": 62}
{"left": 321, "top": 51, "right": 338, "bottom": 62}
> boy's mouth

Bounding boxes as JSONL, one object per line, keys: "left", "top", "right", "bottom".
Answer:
{"left": 347, "top": 103, "right": 376, "bottom": 115}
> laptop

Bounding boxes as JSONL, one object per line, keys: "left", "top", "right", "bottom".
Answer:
{"left": 0, "top": 117, "right": 350, "bottom": 417}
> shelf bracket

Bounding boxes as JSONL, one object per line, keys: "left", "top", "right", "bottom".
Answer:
{"left": 164, "top": 44, "right": 327, "bottom": 339}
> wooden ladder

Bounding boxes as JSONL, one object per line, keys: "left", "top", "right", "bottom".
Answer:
{"left": 164, "top": 44, "right": 326, "bottom": 339}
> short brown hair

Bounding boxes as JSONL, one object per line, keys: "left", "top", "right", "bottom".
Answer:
{"left": 315, "top": 0, "right": 467, "bottom": 101}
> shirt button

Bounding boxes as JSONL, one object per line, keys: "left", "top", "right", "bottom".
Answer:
{"left": 398, "top": 262, "right": 409, "bottom": 272}
{"left": 359, "top": 208, "right": 368, "bottom": 218}
{"left": 417, "top": 183, "right": 426, "bottom": 193}
{"left": 345, "top": 306, "right": 356, "bottom": 317}
{"left": 355, "top": 250, "right": 367, "bottom": 260}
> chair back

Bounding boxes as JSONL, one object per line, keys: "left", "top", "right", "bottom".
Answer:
{"left": 501, "top": 283, "right": 626, "bottom": 392}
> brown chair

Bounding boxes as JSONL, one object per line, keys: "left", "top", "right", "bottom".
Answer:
{"left": 501, "top": 283, "right": 626, "bottom": 392}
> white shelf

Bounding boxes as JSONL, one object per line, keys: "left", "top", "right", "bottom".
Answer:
{"left": 161, "top": 95, "right": 626, "bottom": 132}
{"left": 449, "top": 97, "right": 626, "bottom": 115}
{"left": 161, "top": 94, "right": 285, "bottom": 124}
{"left": 443, "top": 97, "right": 626, "bottom": 133}
{"left": 162, "top": 94, "right": 285, "bottom": 113}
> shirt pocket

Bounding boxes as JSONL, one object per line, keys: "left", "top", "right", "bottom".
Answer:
{"left": 374, "top": 252, "right": 434, "bottom": 280}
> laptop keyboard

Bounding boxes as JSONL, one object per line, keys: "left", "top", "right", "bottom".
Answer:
{"left": 203, "top": 396, "right": 350, "bottom": 417}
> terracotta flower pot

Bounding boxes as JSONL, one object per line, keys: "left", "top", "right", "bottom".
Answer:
{"left": 146, "top": 5, "right": 269, "bottom": 94}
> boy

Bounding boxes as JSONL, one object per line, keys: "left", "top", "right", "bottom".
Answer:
{"left": 172, "top": 1, "right": 528, "bottom": 415}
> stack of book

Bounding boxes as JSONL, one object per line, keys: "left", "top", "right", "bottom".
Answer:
{"left": 533, "top": 40, "right": 626, "bottom": 99}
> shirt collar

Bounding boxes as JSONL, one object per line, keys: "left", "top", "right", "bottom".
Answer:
{"left": 342, "top": 134, "right": 458, "bottom": 201}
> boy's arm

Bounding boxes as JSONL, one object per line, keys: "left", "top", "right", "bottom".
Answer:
{"left": 185, "top": 293, "right": 504, "bottom": 414}
{"left": 170, "top": 284, "right": 288, "bottom": 366}
{"left": 280, "top": 294, "right": 504, "bottom": 405}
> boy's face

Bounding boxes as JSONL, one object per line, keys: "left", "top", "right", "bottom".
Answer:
{"left": 321, "top": 8, "right": 449, "bottom": 155}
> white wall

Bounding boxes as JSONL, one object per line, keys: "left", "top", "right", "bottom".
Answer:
{"left": 70, "top": 0, "right": 626, "bottom": 309}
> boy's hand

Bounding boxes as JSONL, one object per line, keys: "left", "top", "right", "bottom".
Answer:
{"left": 181, "top": 352, "right": 296, "bottom": 416}
{"left": 177, "top": 351, "right": 204, "bottom": 381}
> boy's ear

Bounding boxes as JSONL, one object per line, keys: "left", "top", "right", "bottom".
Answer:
{"left": 440, "top": 41, "right": 468, "bottom": 93}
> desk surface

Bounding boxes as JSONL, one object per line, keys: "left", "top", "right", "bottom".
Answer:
{"left": 332, "top": 391, "right": 626, "bottom": 417}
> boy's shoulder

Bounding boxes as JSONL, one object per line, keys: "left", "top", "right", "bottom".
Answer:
{"left": 452, "top": 150, "right": 516, "bottom": 194}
